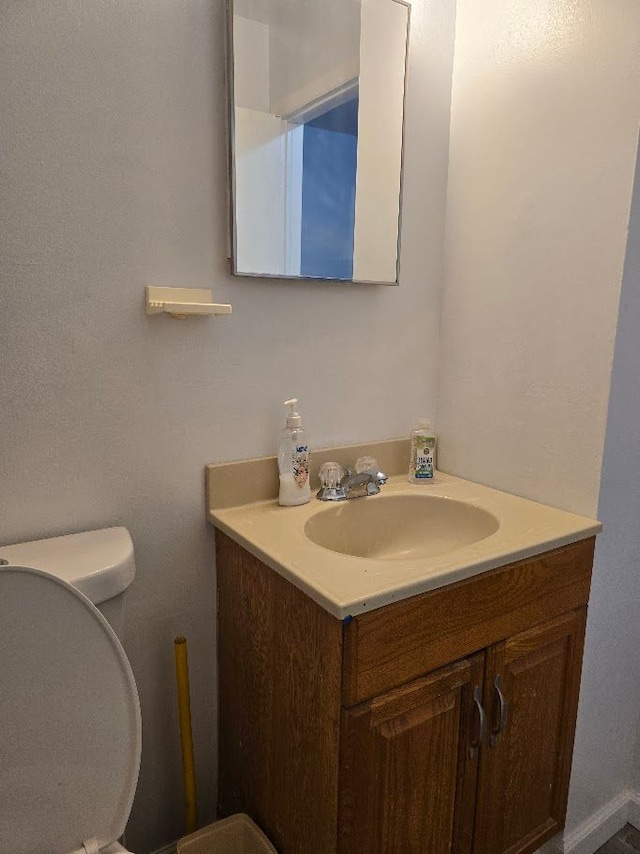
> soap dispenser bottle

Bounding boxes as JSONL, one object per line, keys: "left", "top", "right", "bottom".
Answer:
{"left": 278, "top": 398, "right": 311, "bottom": 506}
{"left": 408, "top": 419, "right": 436, "bottom": 483}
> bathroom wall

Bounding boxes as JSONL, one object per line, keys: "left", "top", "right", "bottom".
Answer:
{"left": 264, "top": 0, "right": 361, "bottom": 115}
{"left": 352, "top": 0, "right": 408, "bottom": 283}
{"left": 233, "top": 16, "right": 289, "bottom": 274}
{"left": 567, "top": 140, "right": 640, "bottom": 847}
{"left": 437, "top": 0, "right": 640, "bottom": 518}
{"left": 0, "top": 0, "right": 456, "bottom": 851}
{"left": 608, "top": 147, "right": 640, "bottom": 805}
{"left": 438, "top": 0, "right": 640, "bottom": 847}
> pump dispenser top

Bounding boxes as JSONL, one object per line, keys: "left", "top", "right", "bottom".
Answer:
{"left": 284, "top": 398, "right": 302, "bottom": 428}
{"left": 278, "top": 398, "right": 311, "bottom": 506}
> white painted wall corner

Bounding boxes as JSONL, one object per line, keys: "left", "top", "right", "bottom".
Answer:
{"left": 558, "top": 788, "right": 640, "bottom": 854}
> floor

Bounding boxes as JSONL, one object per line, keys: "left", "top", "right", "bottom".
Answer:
{"left": 596, "top": 825, "right": 640, "bottom": 853}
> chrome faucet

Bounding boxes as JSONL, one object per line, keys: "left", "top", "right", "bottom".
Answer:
{"left": 316, "top": 457, "right": 387, "bottom": 501}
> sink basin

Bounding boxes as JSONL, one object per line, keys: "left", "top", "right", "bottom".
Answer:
{"left": 303, "top": 494, "right": 499, "bottom": 560}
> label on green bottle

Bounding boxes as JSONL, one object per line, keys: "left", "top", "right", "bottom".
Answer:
{"left": 415, "top": 436, "right": 435, "bottom": 479}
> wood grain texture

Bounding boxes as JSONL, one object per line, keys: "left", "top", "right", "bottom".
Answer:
{"left": 216, "top": 532, "right": 343, "bottom": 854}
{"left": 216, "top": 532, "right": 593, "bottom": 854}
{"left": 343, "top": 539, "right": 594, "bottom": 705}
{"left": 472, "top": 609, "right": 587, "bottom": 854}
{"left": 452, "top": 655, "right": 486, "bottom": 854}
{"left": 338, "top": 655, "right": 485, "bottom": 854}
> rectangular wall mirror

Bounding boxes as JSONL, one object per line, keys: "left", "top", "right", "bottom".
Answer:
{"left": 227, "top": 0, "right": 410, "bottom": 284}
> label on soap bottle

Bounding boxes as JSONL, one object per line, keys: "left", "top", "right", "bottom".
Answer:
{"left": 293, "top": 444, "right": 310, "bottom": 488}
{"left": 415, "top": 436, "right": 435, "bottom": 479}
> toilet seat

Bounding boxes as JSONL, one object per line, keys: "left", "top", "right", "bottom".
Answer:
{"left": 0, "top": 566, "right": 141, "bottom": 854}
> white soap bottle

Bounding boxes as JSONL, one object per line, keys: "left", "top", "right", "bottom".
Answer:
{"left": 278, "top": 398, "right": 311, "bottom": 506}
{"left": 408, "top": 419, "right": 436, "bottom": 484}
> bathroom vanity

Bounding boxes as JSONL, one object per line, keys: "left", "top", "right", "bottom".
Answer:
{"left": 207, "top": 442, "right": 600, "bottom": 854}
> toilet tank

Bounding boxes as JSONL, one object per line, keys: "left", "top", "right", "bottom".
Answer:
{"left": 0, "top": 527, "right": 135, "bottom": 639}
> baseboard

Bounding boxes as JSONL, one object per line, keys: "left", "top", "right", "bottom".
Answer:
{"left": 150, "top": 792, "right": 640, "bottom": 854}
{"left": 628, "top": 789, "right": 640, "bottom": 830}
{"left": 561, "top": 788, "right": 636, "bottom": 854}
{"left": 151, "top": 791, "right": 639, "bottom": 854}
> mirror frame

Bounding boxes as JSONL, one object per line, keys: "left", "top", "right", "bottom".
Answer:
{"left": 225, "top": 0, "right": 411, "bottom": 285}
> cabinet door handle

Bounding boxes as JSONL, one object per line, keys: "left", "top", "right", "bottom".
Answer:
{"left": 490, "top": 674, "right": 508, "bottom": 746}
{"left": 469, "top": 685, "right": 487, "bottom": 759}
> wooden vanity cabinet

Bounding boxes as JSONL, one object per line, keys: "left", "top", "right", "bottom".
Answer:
{"left": 472, "top": 609, "right": 586, "bottom": 854}
{"left": 216, "top": 532, "right": 594, "bottom": 854}
{"left": 339, "top": 609, "right": 587, "bottom": 854}
{"left": 339, "top": 654, "right": 484, "bottom": 854}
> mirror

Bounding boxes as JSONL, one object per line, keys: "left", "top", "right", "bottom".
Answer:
{"left": 227, "top": 0, "right": 410, "bottom": 284}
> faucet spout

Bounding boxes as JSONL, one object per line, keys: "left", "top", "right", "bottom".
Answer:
{"left": 340, "top": 470, "right": 382, "bottom": 498}
{"left": 316, "top": 458, "right": 387, "bottom": 501}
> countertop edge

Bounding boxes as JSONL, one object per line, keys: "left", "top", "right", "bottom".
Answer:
{"left": 208, "top": 507, "right": 601, "bottom": 620}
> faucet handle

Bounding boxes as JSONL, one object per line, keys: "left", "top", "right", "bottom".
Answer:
{"left": 355, "top": 456, "right": 388, "bottom": 486}
{"left": 319, "top": 461, "right": 344, "bottom": 490}
{"left": 355, "top": 456, "right": 378, "bottom": 475}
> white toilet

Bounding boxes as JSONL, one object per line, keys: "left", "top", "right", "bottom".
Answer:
{"left": 0, "top": 527, "right": 141, "bottom": 854}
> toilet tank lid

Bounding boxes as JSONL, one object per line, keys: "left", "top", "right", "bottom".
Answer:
{"left": 0, "top": 527, "right": 135, "bottom": 605}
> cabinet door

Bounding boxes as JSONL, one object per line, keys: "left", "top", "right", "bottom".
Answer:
{"left": 473, "top": 609, "right": 587, "bottom": 854}
{"left": 339, "top": 654, "right": 485, "bottom": 854}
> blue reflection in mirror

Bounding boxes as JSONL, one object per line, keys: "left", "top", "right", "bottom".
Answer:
{"left": 300, "top": 95, "right": 359, "bottom": 280}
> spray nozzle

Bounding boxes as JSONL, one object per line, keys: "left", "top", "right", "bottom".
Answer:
{"left": 284, "top": 398, "right": 302, "bottom": 428}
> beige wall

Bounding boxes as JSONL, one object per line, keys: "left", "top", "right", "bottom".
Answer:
{"left": 0, "top": 0, "right": 455, "bottom": 850}
{"left": 266, "top": 0, "right": 361, "bottom": 115}
{"left": 234, "top": 106, "right": 288, "bottom": 275}
{"left": 573, "top": 147, "right": 640, "bottom": 850}
{"left": 438, "top": 0, "right": 640, "bottom": 518}
{"left": 353, "top": 0, "right": 408, "bottom": 283}
{"left": 438, "top": 0, "right": 640, "bottom": 844}
{"left": 9, "top": 0, "right": 639, "bottom": 848}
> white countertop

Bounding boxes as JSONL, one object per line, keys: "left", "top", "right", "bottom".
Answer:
{"left": 207, "top": 471, "right": 601, "bottom": 620}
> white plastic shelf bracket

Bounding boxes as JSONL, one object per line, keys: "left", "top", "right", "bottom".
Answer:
{"left": 145, "top": 286, "right": 232, "bottom": 320}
